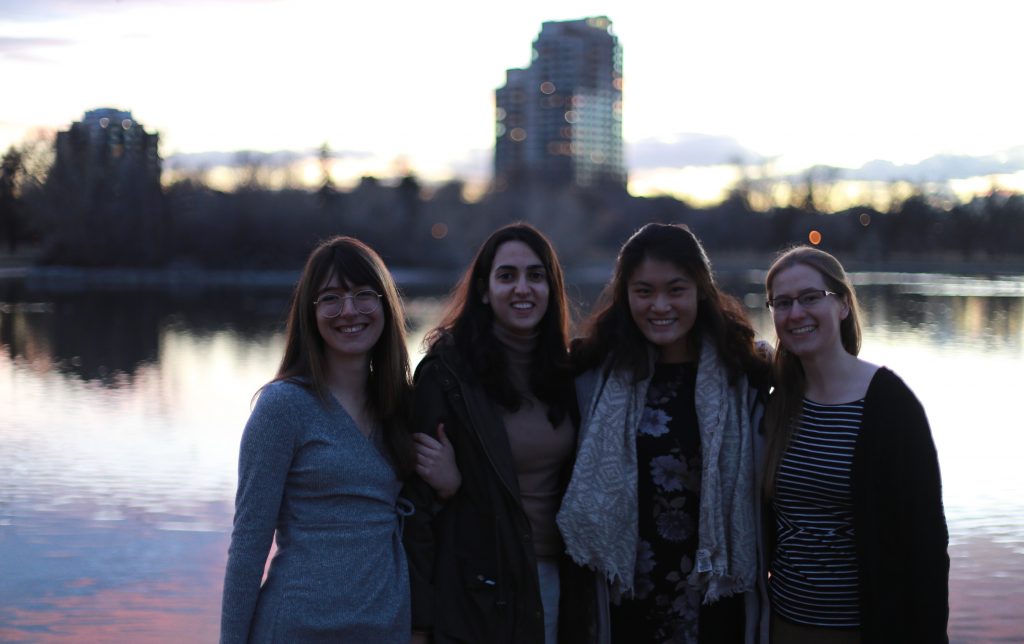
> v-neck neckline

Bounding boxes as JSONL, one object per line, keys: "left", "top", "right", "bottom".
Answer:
{"left": 326, "top": 392, "right": 390, "bottom": 468}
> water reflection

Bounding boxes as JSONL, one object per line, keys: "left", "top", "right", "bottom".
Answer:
{"left": 0, "top": 284, "right": 293, "bottom": 386}
{"left": 1, "top": 275, "right": 1023, "bottom": 642}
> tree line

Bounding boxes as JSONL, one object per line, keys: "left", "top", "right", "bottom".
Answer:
{"left": 1, "top": 134, "right": 1022, "bottom": 271}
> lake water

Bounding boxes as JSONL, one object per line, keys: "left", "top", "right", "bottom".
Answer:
{"left": 1, "top": 271, "right": 1023, "bottom": 643}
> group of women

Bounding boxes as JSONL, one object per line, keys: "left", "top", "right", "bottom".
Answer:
{"left": 219, "top": 222, "right": 949, "bottom": 643}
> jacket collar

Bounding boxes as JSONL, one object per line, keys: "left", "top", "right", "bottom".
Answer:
{"left": 439, "top": 351, "right": 522, "bottom": 501}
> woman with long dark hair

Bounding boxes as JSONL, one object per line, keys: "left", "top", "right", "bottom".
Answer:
{"left": 762, "top": 246, "right": 948, "bottom": 643}
{"left": 220, "top": 236, "right": 415, "bottom": 643}
{"left": 559, "top": 222, "right": 771, "bottom": 643}
{"left": 403, "top": 222, "right": 588, "bottom": 644}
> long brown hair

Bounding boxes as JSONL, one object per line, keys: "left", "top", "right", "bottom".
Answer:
{"left": 272, "top": 235, "right": 413, "bottom": 476}
{"left": 573, "top": 222, "right": 769, "bottom": 386}
{"left": 425, "top": 222, "right": 574, "bottom": 426}
{"left": 762, "top": 245, "right": 862, "bottom": 498}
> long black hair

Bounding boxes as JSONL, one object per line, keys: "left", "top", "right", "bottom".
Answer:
{"left": 425, "top": 222, "right": 574, "bottom": 426}
{"left": 574, "top": 222, "right": 769, "bottom": 386}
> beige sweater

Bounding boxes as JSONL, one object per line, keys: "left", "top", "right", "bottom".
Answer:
{"left": 494, "top": 324, "right": 576, "bottom": 557}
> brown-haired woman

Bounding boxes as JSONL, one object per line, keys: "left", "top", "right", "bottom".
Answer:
{"left": 560, "top": 222, "right": 771, "bottom": 643}
{"left": 403, "top": 222, "right": 591, "bottom": 644}
{"left": 762, "top": 245, "right": 948, "bottom": 643}
{"left": 220, "top": 236, "right": 416, "bottom": 642}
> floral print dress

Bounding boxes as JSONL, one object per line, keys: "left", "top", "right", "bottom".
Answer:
{"left": 610, "top": 362, "right": 743, "bottom": 644}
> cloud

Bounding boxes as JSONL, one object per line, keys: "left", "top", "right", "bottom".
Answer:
{"left": 626, "top": 133, "right": 762, "bottom": 170}
{"left": 0, "top": 36, "right": 74, "bottom": 62}
{"left": 163, "top": 148, "right": 372, "bottom": 171}
{"left": 625, "top": 132, "right": 1024, "bottom": 185}
{"left": 0, "top": 0, "right": 279, "bottom": 21}
{"left": 846, "top": 149, "right": 1024, "bottom": 182}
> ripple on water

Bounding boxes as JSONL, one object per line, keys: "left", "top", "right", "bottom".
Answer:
{"left": 948, "top": 533, "right": 1024, "bottom": 642}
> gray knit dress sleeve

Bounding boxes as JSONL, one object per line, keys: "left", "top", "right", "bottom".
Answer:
{"left": 220, "top": 382, "right": 297, "bottom": 642}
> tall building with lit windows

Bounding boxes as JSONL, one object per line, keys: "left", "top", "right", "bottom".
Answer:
{"left": 494, "top": 16, "right": 625, "bottom": 190}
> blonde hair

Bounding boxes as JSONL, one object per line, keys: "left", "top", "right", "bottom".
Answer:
{"left": 762, "top": 245, "right": 862, "bottom": 498}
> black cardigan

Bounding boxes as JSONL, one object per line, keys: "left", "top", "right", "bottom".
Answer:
{"left": 852, "top": 367, "right": 949, "bottom": 642}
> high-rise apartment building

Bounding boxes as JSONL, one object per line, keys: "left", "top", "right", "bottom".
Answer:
{"left": 495, "top": 16, "right": 625, "bottom": 190}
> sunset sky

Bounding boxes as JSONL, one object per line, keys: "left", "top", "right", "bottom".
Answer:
{"left": 2, "top": 0, "right": 1022, "bottom": 202}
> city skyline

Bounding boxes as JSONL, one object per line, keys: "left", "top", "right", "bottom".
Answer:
{"left": 2, "top": 0, "right": 1023, "bottom": 204}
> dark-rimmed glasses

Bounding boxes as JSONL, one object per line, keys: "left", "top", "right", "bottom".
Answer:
{"left": 314, "top": 290, "right": 382, "bottom": 317}
{"left": 766, "top": 290, "right": 839, "bottom": 312}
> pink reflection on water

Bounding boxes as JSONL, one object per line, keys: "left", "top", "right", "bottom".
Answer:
{"left": 0, "top": 536, "right": 228, "bottom": 643}
{"left": 948, "top": 534, "right": 1024, "bottom": 643}
{"left": 3, "top": 532, "right": 1021, "bottom": 642}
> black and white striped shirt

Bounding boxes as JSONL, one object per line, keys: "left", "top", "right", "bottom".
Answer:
{"left": 770, "top": 398, "right": 864, "bottom": 628}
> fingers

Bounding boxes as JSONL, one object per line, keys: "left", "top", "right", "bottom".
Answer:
{"left": 437, "top": 423, "right": 449, "bottom": 446}
{"left": 412, "top": 432, "right": 442, "bottom": 450}
{"left": 414, "top": 448, "right": 437, "bottom": 467}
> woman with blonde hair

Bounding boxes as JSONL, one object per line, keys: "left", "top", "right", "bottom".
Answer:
{"left": 762, "top": 245, "right": 948, "bottom": 643}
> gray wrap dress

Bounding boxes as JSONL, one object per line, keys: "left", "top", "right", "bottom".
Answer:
{"left": 220, "top": 380, "right": 411, "bottom": 643}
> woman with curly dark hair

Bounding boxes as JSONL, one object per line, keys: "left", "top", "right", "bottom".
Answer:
{"left": 559, "top": 222, "right": 771, "bottom": 643}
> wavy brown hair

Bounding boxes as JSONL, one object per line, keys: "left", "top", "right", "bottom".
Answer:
{"left": 272, "top": 235, "right": 413, "bottom": 477}
{"left": 425, "top": 222, "right": 574, "bottom": 426}
{"left": 762, "top": 245, "right": 862, "bottom": 498}
{"left": 573, "top": 222, "right": 769, "bottom": 386}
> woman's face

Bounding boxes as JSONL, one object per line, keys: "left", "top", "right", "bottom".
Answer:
{"left": 627, "top": 257, "right": 699, "bottom": 362}
{"left": 486, "top": 240, "right": 550, "bottom": 337}
{"left": 769, "top": 263, "right": 848, "bottom": 359}
{"left": 314, "top": 273, "right": 385, "bottom": 364}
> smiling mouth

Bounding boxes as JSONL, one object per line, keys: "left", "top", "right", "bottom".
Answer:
{"left": 511, "top": 302, "right": 534, "bottom": 310}
{"left": 338, "top": 324, "right": 367, "bottom": 334}
{"left": 649, "top": 318, "right": 676, "bottom": 326}
{"left": 789, "top": 325, "right": 815, "bottom": 335}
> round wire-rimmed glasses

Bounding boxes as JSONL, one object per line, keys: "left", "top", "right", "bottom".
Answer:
{"left": 314, "top": 290, "right": 382, "bottom": 317}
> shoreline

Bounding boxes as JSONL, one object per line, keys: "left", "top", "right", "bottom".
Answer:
{"left": 1, "top": 255, "right": 1023, "bottom": 293}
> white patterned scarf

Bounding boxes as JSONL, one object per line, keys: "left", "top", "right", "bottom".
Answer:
{"left": 557, "top": 337, "right": 759, "bottom": 602}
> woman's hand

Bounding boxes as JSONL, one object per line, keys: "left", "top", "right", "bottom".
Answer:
{"left": 413, "top": 423, "right": 461, "bottom": 500}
